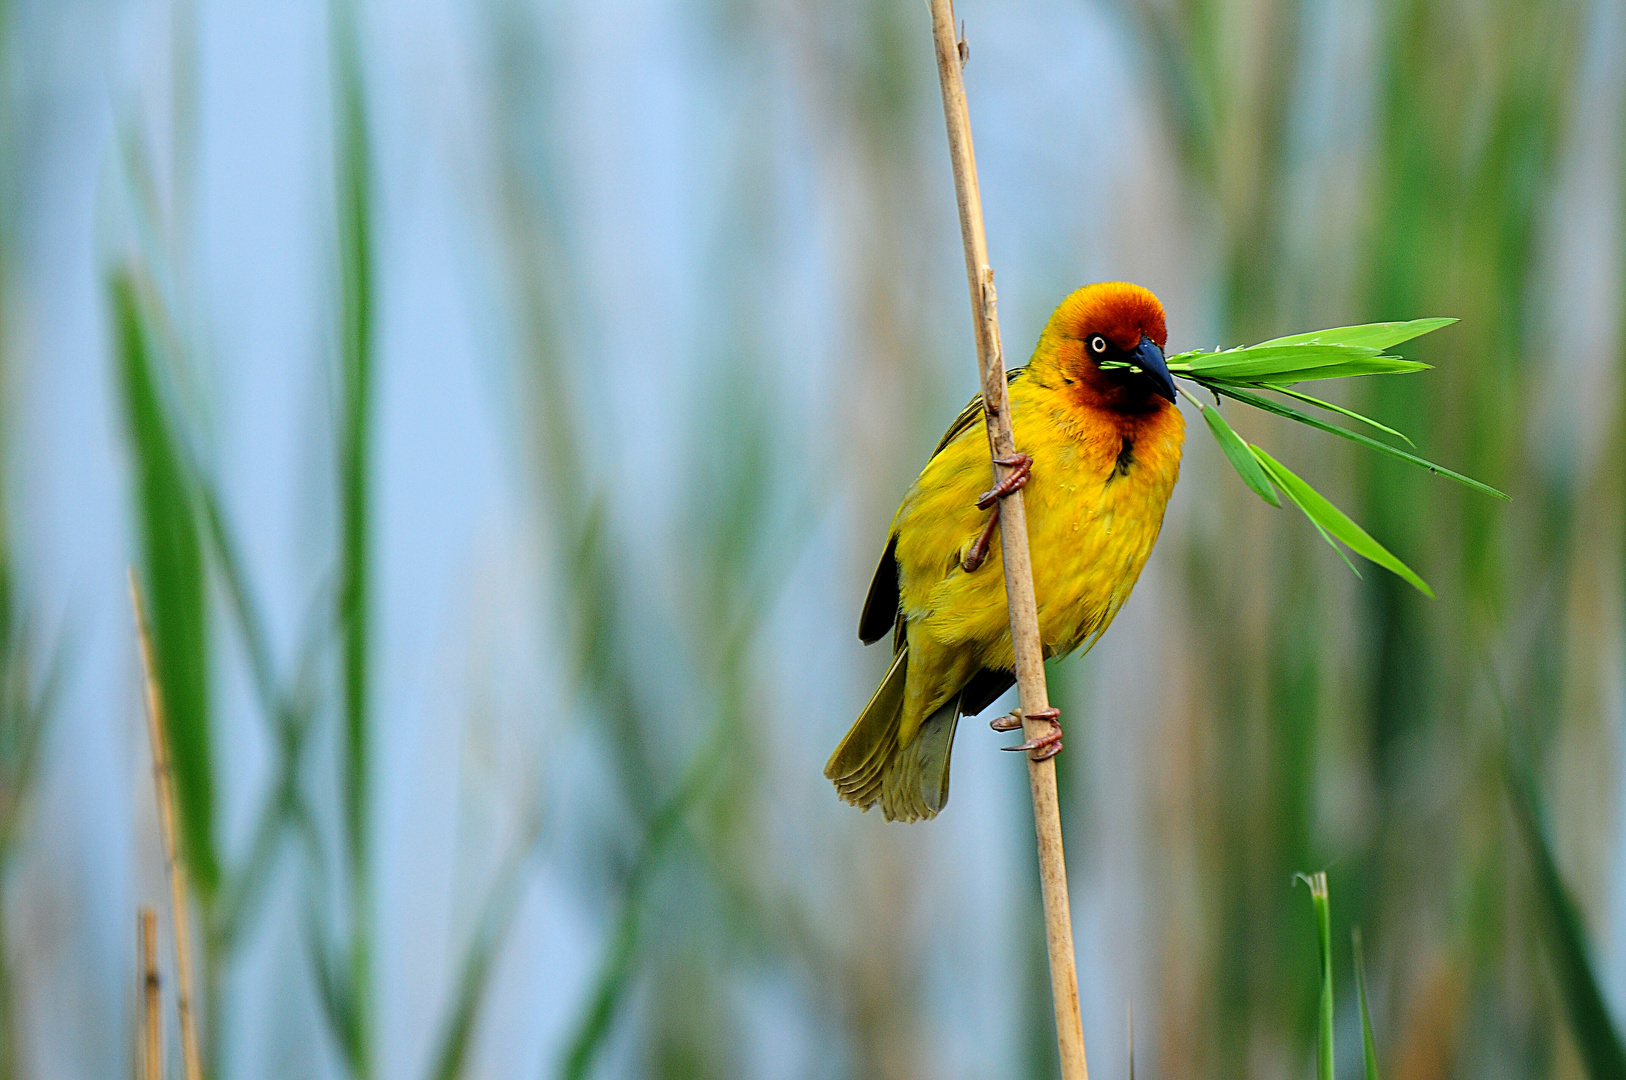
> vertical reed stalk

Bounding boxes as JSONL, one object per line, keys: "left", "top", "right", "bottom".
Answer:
{"left": 139, "top": 906, "right": 160, "bottom": 1080}
{"left": 330, "top": 3, "right": 375, "bottom": 1069}
{"left": 130, "top": 570, "right": 204, "bottom": 1080}
{"left": 926, "top": 4, "right": 1086, "bottom": 1077}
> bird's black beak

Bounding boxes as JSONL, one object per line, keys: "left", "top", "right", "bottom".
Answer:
{"left": 1131, "top": 336, "right": 1178, "bottom": 403}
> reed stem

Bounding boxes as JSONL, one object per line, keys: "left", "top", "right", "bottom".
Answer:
{"left": 139, "top": 906, "right": 161, "bottom": 1080}
{"left": 130, "top": 569, "right": 205, "bottom": 1080}
{"left": 926, "top": 4, "right": 1087, "bottom": 1078}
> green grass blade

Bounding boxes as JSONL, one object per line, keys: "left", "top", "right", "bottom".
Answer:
{"left": 1265, "top": 387, "right": 1415, "bottom": 446}
{"left": 557, "top": 729, "right": 725, "bottom": 1080}
{"left": 1252, "top": 445, "right": 1433, "bottom": 596}
{"left": 111, "top": 267, "right": 219, "bottom": 895}
{"left": 1298, "top": 872, "right": 1335, "bottom": 1080}
{"left": 1199, "top": 403, "right": 1280, "bottom": 506}
{"left": 1214, "top": 384, "right": 1508, "bottom": 501}
{"left": 198, "top": 480, "right": 279, "bottom": 717}
{"left": 331, "top": 0, "right": 375, "bottom": 1071}
{"left": 1353, "top": 928, "right": 1381, "bottom": 1080}
{"left": 307, "top": 910, "right": 364, "bottom": 1075}
{"left": 1256, "top": 318, "right": 1456, "bottom": 351}
{"left": 333, "top": 0, "right": 372, "bottom": 872}
{"left": 1175, "top": 343, "right": 1381, "bottom": 380}
{"left": 1243, "top": 357, "right": 1431, "bottom": 383}
{"left": 424, "top": 816, "right": 542, "bottom": 1080}
{"left": 1505, "top": 761, "right": 1626, "bottom": 1080}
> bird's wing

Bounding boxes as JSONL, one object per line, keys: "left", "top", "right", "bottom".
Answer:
{"left": 929, "top": 366, "right": 1027, "bottom": 458}
{"left": 858, "top": 535, "right": 899, "bottom": 645}
{"left": 857, "top": 367, "right": 1028, "bottom": 646}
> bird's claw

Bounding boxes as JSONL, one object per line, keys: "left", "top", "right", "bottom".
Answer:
{"left": 998, "top": 706, "right": 1063, "bottom": 760}
{"left": 976, "top": 453, "right": 1032, "bottom": 510}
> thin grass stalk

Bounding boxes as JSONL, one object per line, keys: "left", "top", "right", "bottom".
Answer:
{"left": 423, "top": 812, "right": 541, "bottom": 1080}
{"left": 140, "top": 907, "right": 161, "bottom": 1080}
{"left": 330, "top": 1, "right": 375, "bottom": 1071}
{"left": 1352, "top": 928, "right": 1380, "bottom": 1080}
{"left": 0, "top": 6, "right": 16, "bottom": 1072}
{"left": 1300, "top": 872, "right": 1334, "bottom": 1080}
{"left": 130, "top": 570, "right": 204, "bottom": 1080}
{"left": 1502, "top": 754, "right": 1626, "bottom": 1078}
{"left": 926, "top": 4, "right": 1086, "bottom": 1077}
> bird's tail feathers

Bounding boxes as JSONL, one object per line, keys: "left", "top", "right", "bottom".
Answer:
{"left": 880, "top": 697, "right": 959, "bottom": 821}
{"left": 825, "top": 647, "right": 907, "bottom": 808}
{"left": 825, "top": 646, "right": 962, "bottom": 822}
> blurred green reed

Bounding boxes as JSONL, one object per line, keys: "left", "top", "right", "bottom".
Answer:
{"left": 0, "top": 2, "right": 60, "bottom": 1074}
{"left": 1495, "top": 673, "right": 1626, "bottom": 1080}
{"left": 1507, "top": 758, "right": 1626, "bottom": 1078}
{"left": 317, "top": 1, "right": 377, "bottom": 1073}
{"left": 1353, "top": 929, "right": 1380, "bottom": 1080}
{"left": 1297, "top": 875, "right": 1387, "bottom": 1080}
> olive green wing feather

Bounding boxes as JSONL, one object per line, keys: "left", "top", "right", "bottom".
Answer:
{"left": 857, "top": 368, "right": 1028, "bottom": 646}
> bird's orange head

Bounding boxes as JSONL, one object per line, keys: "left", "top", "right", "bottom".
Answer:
{"left": 1032, "top": 282, "right": 1177, "bottom": 414}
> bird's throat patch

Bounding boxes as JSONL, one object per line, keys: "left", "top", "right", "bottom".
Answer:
{"left": 1113, "top": 438, "right": 1136, "bottom": 477}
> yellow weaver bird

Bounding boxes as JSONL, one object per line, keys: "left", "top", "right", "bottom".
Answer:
{"left": 826, "top": 282, "right": 1184, "bottom": 821}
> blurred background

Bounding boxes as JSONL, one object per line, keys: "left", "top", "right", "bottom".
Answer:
{"left": 0, "top": 0, "right": 1620, "bottom": 1077}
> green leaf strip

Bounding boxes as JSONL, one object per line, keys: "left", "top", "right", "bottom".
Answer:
{"left": 1214, "top": 384, "right": 1508, "bottom": 501}
{"left": 1174, "top": 342, "right": 1380, "bottom": 380}
{"left": 1265, "top": 387, "right": 1415, "bottom": 446}
{"left": 1199, "top": 404, "right": 1281, "bottom": 506}
{"left": 1251, "top": 445, "right": 1434, "bottom": 597}
{"left": 1256, "top": 317, "right": 1456, "bottom": 351}
{"left": 1243, "top": 357, "right": 1431, "bottom": 384}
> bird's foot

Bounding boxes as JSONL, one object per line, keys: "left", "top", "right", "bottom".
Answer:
{"left": 998, "top": 707, "right": 1063, "bottom": 760}
{"left": 976, "top": 453, "right": 1032, "bottom": 510}
{"left": 960, "top": 507, "right": 1001, "bottom": 571}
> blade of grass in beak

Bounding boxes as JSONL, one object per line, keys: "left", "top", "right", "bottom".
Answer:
{"left": 1197, "top": 400, "right": 1280, "bottom": 506}
{"left": 1353, "top": 928, "right": 1381, "bottom": 1080}
{"left": 1215, "top": 384, "right": 1507, "bottom": 500}
{"left": 1257, "top": 317, "right": 1456, "bottom": 351}
{"left": 1252, "top": 445, "right": 1433, "bottom": 596}
{"left": 1243, "top": 357, "right": 1431, "bottom": 383}
{"left": 1264, "top": 387, "right": 1415, "bottom": 446}
{"left": 1176, "top": 343, "right": 1380, "bottom": 381}
{"left": 1298, "top": 872, "right": 1335, "bottom": 1080}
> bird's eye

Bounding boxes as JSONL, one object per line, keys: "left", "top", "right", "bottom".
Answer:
{"left": 1089, "top": 335, "right": 1107, "bottom": 354}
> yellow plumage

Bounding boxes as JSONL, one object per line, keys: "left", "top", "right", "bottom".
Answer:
{"left": 827, "top": 282, "right": 1185, "bottom": 821}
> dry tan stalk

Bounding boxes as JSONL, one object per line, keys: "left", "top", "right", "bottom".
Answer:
{"left": 925, "top": 4, "right": 1088, "bottom": 1078}
{"left": 129, "top": 570, "right": 205, "bottom": 1080}
{"left": 139, "top": 906, "right": 161, "bottom": 1080}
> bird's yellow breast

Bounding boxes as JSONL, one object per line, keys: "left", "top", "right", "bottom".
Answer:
{"left": 891, "top": 373, "right": 1184, "bottom": 674}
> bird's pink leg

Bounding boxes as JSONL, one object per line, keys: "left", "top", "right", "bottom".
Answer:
{"left": 995, "top": 706, "right": 1063, "bottom": 760}
{"left": 961, "top": 508, "right": 1001, "bottom": 572}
